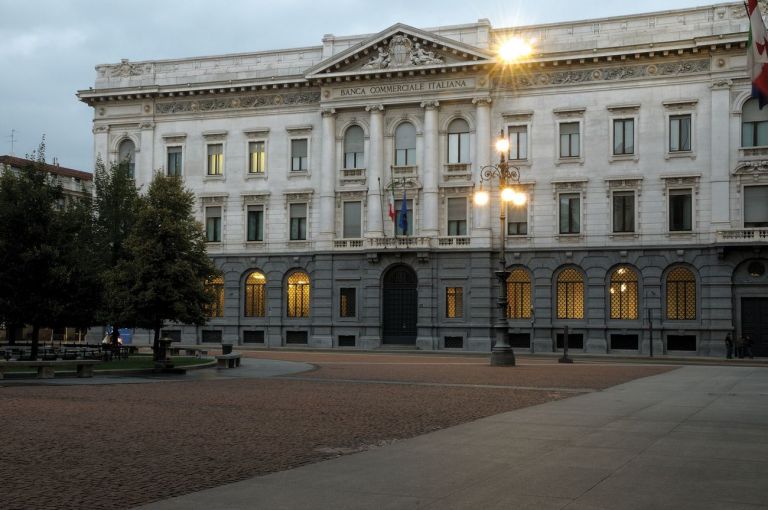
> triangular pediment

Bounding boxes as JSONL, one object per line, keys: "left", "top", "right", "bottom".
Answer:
{"left": 305, "top": 23, "right": 494, "bottom": 79}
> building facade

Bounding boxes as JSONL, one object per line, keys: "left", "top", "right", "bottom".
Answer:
{"left": 79, "top": 2, "right": 768, "bottom": 356}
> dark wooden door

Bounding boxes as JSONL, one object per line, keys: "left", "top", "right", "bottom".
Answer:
{"left": 742, "top": 297, "right": 768, "bottom": 357}
{"left": 382, "top": 266, "right": 418, "bottom": 345}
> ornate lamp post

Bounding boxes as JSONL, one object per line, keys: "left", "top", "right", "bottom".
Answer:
{"left": 475, "top": 131, "right": 527, "bottom": 366}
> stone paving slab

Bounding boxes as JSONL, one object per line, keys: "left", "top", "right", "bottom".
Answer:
{"left": 135, "top": 366, "right": 768, "bottom": 510}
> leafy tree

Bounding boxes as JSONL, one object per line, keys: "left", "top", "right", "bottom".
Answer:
{"left": 94, "top": 158, "right": 140, "bottom": 345}
{"left": 0, "top": 140, "right": 102, "bottom": 355}
{"left": 107, "top": 173, "right": 219, "bottom": 360}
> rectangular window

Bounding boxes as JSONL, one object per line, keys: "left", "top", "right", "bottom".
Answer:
{"left": 507, "top": 202, "right": 528, "bottom": 236}
{"left": 508, "top": 125, "right": 528, "bottom": 160}
{"left": 248, "top": 141, "right": 266, "bottom": 174}
{"left": 669, "top": 189, "right": 693, "bottom": 232}
{"left": 395, "top": 199, "right": 413, "bottom": 236}
{"left": 289, "top": 203, "right": 307, "bottom": 240}
{"left": 446, "top": 197, "right": 467, "bottom": 236}
{"left": 395, "top": 148, "right": 416, "bottom": 166}
{"left": 207, "top": 144, "right": 223, "bottom": 176}
{"left": 205, "top": 206, "right": 221, "bottom": 243}
{"left": 291, "top": 139, "right": 308, "bottom": 171}
{"left": 447, "top": 133, "right": 470, "bottom": 164}
{"left": 167, "top": 146, "right": 182, "bottom": 176}
{"left": 742, "top": 120, "right": 768, "bottom": 147}
{"left": 669, "top": 115, "right": 692, "bottom": 152}
{"left": 246, "top": 205, "right": 264, "bottom": 242}
{"left": 559, "top": 193, "right": 581, "bottom": 234}
{"left": 446, "top": 287, "right": 464, "bottom": 318}
{"left": 343, "top": 201, "right": 362, "bottom": 238}
{"left": 612, "top": 191, "right": 635, "bottom": 233}
{"left": 744, "top": 185, "right": 768, "bottom": 227}
{"left": 559, "top": 122, "right": 580, "bottom": 158}
{"left": 339, "top": 288, "right": 357, "bottom": 318}
{"left": 613, "top": 119, "right": 634, "bottom": 155}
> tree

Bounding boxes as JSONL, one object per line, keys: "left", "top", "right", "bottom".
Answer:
{"left": 94, "top": 158, "right": 141, "bottom": 346}
{"left": 107, "top": 173, "right": 219, "bottom": 360}
{"left": 0, "top": 141, "right": 101, "bottom": 357}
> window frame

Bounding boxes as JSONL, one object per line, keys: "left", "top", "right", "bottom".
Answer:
{"left": 205, "top": 276, "right": 225, "bottom": 319}
{"left": 286, "top": 271, "right": 311, "bottom": 319}
{"left": 289, "top": 202, "right": 308, "bottom": 241}
{"left": 445, "top": 196, "right": 468, "bottom": 237}
{"left": 611, "top": 118, "right": 636, "bottom": 156}
{"left": 205, "top": 142, "right": 225, "bottom": 177}
{"left": 247, "top": 139, "right": 268, "bottom": 176}
{"left": 507, "top": 124, "right": 529, "bottom": 162}
{"left": 341, "top": 200, "right": 363, "bottom": 239}
{"left": 243, "top": 271, "right": 267, "bottom": 318}
{"left": 558, "top": 192, "right": 582, "bottom": 235}
{"left": 338, "top": 287, "right": 358, "bottom": 319}
{"left": 506, "top": 199, "right": 529, "bottom": 237}
{"left": 166, "top": 145, "right": 183, "bottom": 177}
{"left": 246, "top": 204, "right": 265, "bottom": 243}
{"left": 667, "top": 187, "right": 694, "bottom": 233}
{"left": 663, "top": 101, "right": 697, "bottom": 159}
{"left": 743, "top": 184, "right": 768, "bottom": 228}
{"left": 290, "top": 137, "right": 310, "bottom": 173}
{"left": 664, "top": 266, "right": 697, "bottom": 321}
{"left": 608, "top": 265, "right": 640, "bottom": 321}
{"left": 668, "top": 114, "right": 693, "bottom": 154}
{"left": 555, "top": 267, "right": 586, "bottom": 320}
{"left": 507, "top": 268, "right": 532, "bottom": 320}
{"left": 611, "top": 190, "right": 636, "bottom": 234}
{"left": 446, "top": 118, "right": 471, "bottom": 165}
{"left": 343, "top": 125, "right": 366, "bottom": 170}
{"left": 558, "top": 121, "right": 581, "bottom": 160}
{"left": 205, "top": 206, "right": 223, "bottom": 244}
{"left": 445, "top": 286, "right": 465, "bottom": 319}
{"left": 394, "top": 122, "right": 417, "bottom": 167}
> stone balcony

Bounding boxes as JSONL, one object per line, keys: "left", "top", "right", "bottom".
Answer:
{"left": 443, "top": 163, "right": 472, "bottom": 183}
{"left": 391, "top": 165, "right": 418, "bottom": 178}
{"left": 339, "top": 168, "right": 366, "bottom": 186}
{"left": 333, "top": 236, "right": 471, "bottom": 250}
{"left": 437, "top": 236, "right": 471, "bottom": 247}
{"left": 715, "top": 228, "right": 768, "bottom": 243}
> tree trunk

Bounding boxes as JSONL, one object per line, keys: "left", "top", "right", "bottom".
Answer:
{"left": 6, "top": 324, "right": 18, "bottom": 345}
{"left": 111, "top": 325, "right": 120, "bottom": 347}
{"left": 152, "top": 325, "right": 161, "bottom": 362}
{"left": 31, "top": 324, "right": 40, "bottom": 360}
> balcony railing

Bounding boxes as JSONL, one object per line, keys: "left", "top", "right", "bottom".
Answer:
{"left": 334, "top": 239, "right": 365, "bottom": 249}
{"left": 443, "top": 163, "right": 472, "bottom": 182}
{"left": 437, "top": 236, "right": 471, "bottom": 247}
{"left": 716, "top": 228, "right": 768, "bottom": 243}
{"left": 391, "top": 165, "right": 417, "bottom": 177}
{"left": 340, "top": 168, "right": 366, "bottom": 183}
{"left": 369, "top": 236, "right": 431, "bottom": 249}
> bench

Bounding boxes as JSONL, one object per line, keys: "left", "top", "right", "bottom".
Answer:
{"left": 170, "top": 346, "right": 209, "bottom": 358}
{"left": 215, "top": 352, "right": 242, "bottom": 369}
{"left": 0, "top": 360, "right": 102, "bottom": 379}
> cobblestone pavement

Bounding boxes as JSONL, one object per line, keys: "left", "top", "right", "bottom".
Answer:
{"left": 0, "top": 353, "right": 674, "bottom": 510}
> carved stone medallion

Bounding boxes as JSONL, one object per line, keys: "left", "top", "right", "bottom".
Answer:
{"left": 361, "top": 34, "right": 444, "bottom": 70}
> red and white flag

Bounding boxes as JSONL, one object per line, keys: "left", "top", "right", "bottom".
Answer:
{"left": 748, "top": 0, "right": 768, "bottom": 106}
{"left": 388, "top": 196, "right": 396, "bottom": 221}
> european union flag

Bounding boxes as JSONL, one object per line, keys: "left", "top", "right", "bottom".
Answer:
{"left": 398, "top": 190, "right": 408, "bottom": 235}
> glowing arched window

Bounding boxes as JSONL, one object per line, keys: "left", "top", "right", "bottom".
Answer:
{"left": 118, "top": 139, "right": 136, "bottom": 178}
{"left": 666, "top": 267, "right": 696, "bottom": 320}
{"left": 394, "top": 122, "right": 416, "bottom": 165}
{"left": 507, "top": 268, "right": 532, "bottom": 319}
{"left": 343, "top": 125, "right": 364, "bottom": 169}
{"left": 447, "top": 118, "right": 470, "bottom": 164}
{"left": 287, "top": 271, "right": 310, "bottom": 318}
{"left": 742, "top": 98, "right": 768, "bottom": 147}
{"left": 556, "top": 268, "right": 584, "bottom": 319}
{"left": 244, "top": 271, "right": 266, "bottom": 317}
{"left": 609, "top": 266, "right": 639, "bottom": 320}
{"left": 205, "top": 276, "right": 224, "bottom": 318}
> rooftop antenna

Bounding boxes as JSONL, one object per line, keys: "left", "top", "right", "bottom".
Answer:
{"left": 7, "top": 129, "right": 18, "bottom": 155}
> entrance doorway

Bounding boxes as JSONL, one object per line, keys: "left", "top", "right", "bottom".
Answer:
{"left": 742, "top": 297, "right": 768, "bottom": 357}
{"left": 382, "top": 265, "right": 418, "bottom": 345}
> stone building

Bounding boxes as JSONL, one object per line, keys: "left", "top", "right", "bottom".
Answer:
{"left": 0, "top": 155, "right": 93, "bottom": 205}
{"left": 79, "top": 2, "right": 768, "bottom": 356}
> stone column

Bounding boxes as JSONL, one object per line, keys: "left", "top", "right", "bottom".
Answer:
{"left": 93, "top": 125, "right": 109, "bottom": 168}
{"left": 318, "top": 108, "right": 337, "bottom": 248}
{"left": 138, "top": 121, "right": 155, "bottom": 185}
{"left": 472, "top": 97, "right": 492, "bottom": 246}
{"left": 710, "top": 80, "right": 732, "bottom": 228}
{"left": 366, "top": 104, "right": 385, "bottom": 238}
{"left": 421, "top": 101, "right": 440, "bottom": 238}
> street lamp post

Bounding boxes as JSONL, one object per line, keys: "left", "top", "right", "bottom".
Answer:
{"left": 475, "top": 131, "right": 526, "bottom": 367}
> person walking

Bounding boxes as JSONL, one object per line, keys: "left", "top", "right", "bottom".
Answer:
{"left": 725, "top": 333, "right": 733, "bottom": 359}
{"left": 735, "top": 335, "right": 744, "bottom": 359}
{"left": 744, "top": 335, "right": 755, "bottom": 359}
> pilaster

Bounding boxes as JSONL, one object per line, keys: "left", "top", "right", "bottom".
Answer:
{"left": 421, "top": 100, "right": 440, "bottom": 237}
{"left": 472, "top": 96, "right": 492, "bottom": 247}
{"left": 318, "top": 108, "right": 337, "bottom": 248}
{"left": 710, "top": 79, "right": 732, "bottom": 227}
{"left": 366, "top": 104, "right": 385, "bottom": 238}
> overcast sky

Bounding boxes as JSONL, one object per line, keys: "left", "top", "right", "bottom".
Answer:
{"left": 0, "top": 0, "right": 715, "bottom": 171}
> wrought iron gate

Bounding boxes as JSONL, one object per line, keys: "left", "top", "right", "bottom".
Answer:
{"left": 382, "top": 265, "right": 418, "bottom": 345}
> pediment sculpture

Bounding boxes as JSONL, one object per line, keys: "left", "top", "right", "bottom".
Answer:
{"left": 362, "top": 34, "right": 443, "bottom": 70}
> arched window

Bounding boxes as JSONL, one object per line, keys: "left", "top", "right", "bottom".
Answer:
{"left": 118, "top": 139, "right": 136, "bottom": 177}
{"left": 556, "top": 268, "right": 584, "bottom": 319}
{"left": 244, "top": 271, "right": 266, "bottom": 317}
{"left": 742, "top": 98, "right": 768, "bottom": 147}
{"left": 395, "top": 122, "right": 416, "bottom": 166}
{"left": 205, "top": 276, "right": 224, "bottom": 318}
{"left": 287, "top": 271, "right": 310, "bottom": 318}
{"left": 666, "top": 267, "right": 696, "bottom": 320}
{"left": 447, "top": 118, "right": 470, "bottom": 164}
{"left": 507, "top": 268, "right": 532, "bottom": 319}
{"left": 343, "top": 125, "right": 364, "bottom": 169}
{"left": 609, "top": 266, "right": 639, "bottom": 320}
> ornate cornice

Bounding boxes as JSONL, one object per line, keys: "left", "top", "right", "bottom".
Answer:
{"left": 508, "top": 58, "right": 711, "bottom": 89}
{"left": 155, "top": 91, "right": 321, "bottom": 115}
{"left": 471, "top": 96, "right": 492, "bottom": 106}
{"left": 420, "top": 100, "right": 440, "bottom": 109}
{"left": 365, "top": 104, "right": 385, "bottom": 113}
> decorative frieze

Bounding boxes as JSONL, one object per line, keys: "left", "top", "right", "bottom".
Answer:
{"left": 510, "top": 59, "right": 711, "bottom": 89}
{"left": 155, "top": 91, "right": 321, "bottom": 115}
{"left": 98, "top": 59, "right": 153, "bottom": 78}
{"left": 361, "top": 34, "right": 444, "bottom": 70}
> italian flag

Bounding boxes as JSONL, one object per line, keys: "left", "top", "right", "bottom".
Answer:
{"left": 748, "top": 0, "right": 768, "bottom": 107}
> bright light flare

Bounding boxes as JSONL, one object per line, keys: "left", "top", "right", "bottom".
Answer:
{"left": 501, "top": 188, "right": 516, "bottom": 202}
{"left": 495, "top": 137, "right": 510, "bottom": 154}
{"left": 474, "top": 190, "right": 490, "bottom": 206}
{"left": 497, "top": 37, "right": 535, "bottom": 64}
{"left": 511, "top": 192, "right": 527, "bottom": 206}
